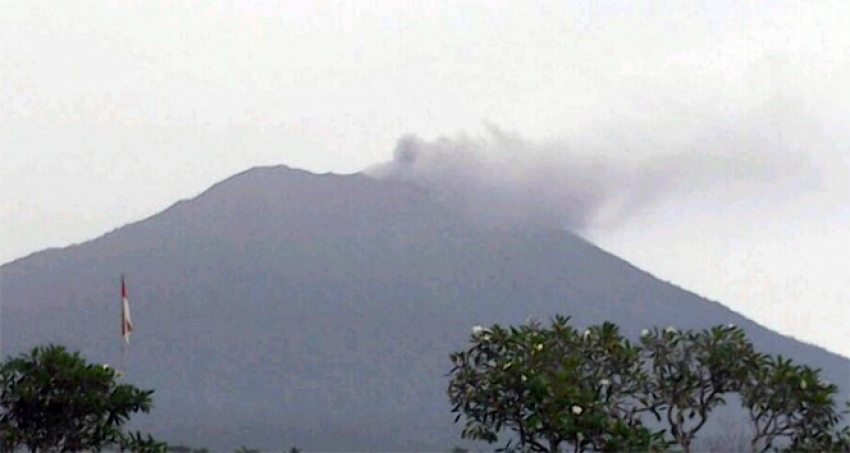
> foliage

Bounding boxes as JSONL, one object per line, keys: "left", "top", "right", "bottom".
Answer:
{"left": 784, "top": 426, "right": 850, "bottom": 453}
{"left": 740, "top": 354, "right": 843, "bottom": 453}
{"left": 448, "top": 317, "right": 848, "bottom": 453}
{"left": 639, "top": 324, "right": 758, "bottom": 451}
{"left": 0, "top": 344, "right": 166, "bottom": 453}
{"left": 448, "top": 316, "right": 668, "bottom": 453}
{"left": 118, "top": 431, "right": 169, "bottom": 453}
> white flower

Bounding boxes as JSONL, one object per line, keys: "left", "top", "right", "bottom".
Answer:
{"left": 472, "top": 325, "right": 490, "bottom": 336}
{"left": 571, "top": 405, "right": 583, "bottom": 416}
{"left": 583, "top": 329, "right": 592, "bottom": 338}
{"left": 600, "top": 378, "right": 611, "bottom": 387}
{"left": 664, "top": 326, "right": 677, "bottom": 334}
{"left": 641, "top": 329, "right": 650, "bottom": 337}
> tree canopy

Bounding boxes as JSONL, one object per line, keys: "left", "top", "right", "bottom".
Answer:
{"left": 448, "top": 316, "right": 848, "bottom": 453}
{"left": 0, "top": 344, "right": 166, "bottom": 453}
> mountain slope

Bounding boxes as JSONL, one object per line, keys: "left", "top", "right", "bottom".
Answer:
{"left": 1, "top": 165, "right": 847, "bottom": 450}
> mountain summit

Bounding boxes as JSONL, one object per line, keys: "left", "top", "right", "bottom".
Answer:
{"left": 1, "top": 165, "right": 846, "bottom": 450}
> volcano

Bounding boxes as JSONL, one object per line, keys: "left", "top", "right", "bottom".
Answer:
{"left": 1, "top": 165, "right": 846, "bottom": 450}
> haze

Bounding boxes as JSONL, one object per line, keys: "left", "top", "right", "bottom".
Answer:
{"left": 1, "top": 2, "right": 848, "bottom": 356}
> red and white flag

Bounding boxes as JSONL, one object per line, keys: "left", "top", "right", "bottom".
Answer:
{"left": 121, "top": 276, "right": 134, "bottom": 344}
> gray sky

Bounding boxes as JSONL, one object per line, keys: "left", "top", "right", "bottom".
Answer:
{"left": 2, "top": 1, "right": 848, "bottom": 356}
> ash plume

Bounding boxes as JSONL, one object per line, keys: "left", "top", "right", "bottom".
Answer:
{"left": 367, "top": 122, "right": 816, "bottom": 233}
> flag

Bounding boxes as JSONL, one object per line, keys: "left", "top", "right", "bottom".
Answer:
{"left": 121, "top": 275, "right": 134, "bottom": 344}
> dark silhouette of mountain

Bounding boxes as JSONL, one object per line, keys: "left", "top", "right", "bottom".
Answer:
{"left": 1, "top": 165, "right": 847, "bottom": 450}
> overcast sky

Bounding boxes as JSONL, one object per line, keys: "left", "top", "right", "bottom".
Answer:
{"left": 2, "top": 1, "right": 848, "bottom": 357}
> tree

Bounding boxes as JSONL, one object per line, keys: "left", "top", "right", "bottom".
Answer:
{"left": 740, "top": 355, "right": 844, "bottom": 453}
{"left": 447, "top": 316, "right": 668, "bottom": 453}
{"left": 639, "top": 324, "right": 758, "bottom": 452}
{"left": 785, "top": 425, "right": 850, "bottom": 453}
{"left": 448, "top": 317, "right": 848, "bottom": 453}
{"left": 0, "top": 344, "right": 166, "bottom": 453}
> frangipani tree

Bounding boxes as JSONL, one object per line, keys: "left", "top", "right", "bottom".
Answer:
{"left": 740, "top": 354, "right": 843, "bottom": 453}
{"left": 448, "top": 316, "right": 667, "bottom": 453}
{"left": 448, "top": 317, "right": 848, "bottom": 453}
{"left": 639, "top": 324, "right": 759, "bottom": 452}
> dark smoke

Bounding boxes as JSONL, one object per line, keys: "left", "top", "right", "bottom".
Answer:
{"left": 366, "top": 124, "right": 816, "bottom": 233}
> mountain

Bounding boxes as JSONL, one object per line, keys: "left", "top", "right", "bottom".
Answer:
{"left": 1, "top": 165, "right": 847, "bottom": 450}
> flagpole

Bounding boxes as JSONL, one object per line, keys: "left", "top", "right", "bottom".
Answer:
{"left": 119, "top": 274, "right": 124, "bottom": 380}
{"left": 119, "top": 337, "right": 126, "bottom": 381}
{"left": 118, "top": 274, "right": 129, "bottom": 380}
